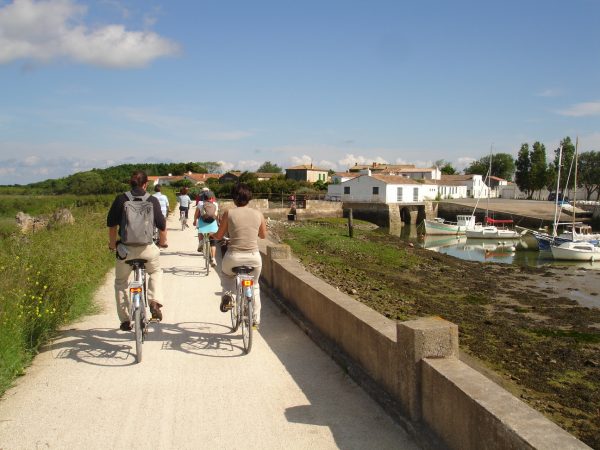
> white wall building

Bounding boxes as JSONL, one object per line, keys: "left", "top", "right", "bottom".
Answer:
{"left": 339, "top": 174, "right": 438, "bottom": 203}
{"left": 440, "top": 174, "right": 489, "bottom": 198}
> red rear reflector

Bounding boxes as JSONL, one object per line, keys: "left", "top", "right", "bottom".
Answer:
{"left": 130, "top": 287, "right": 142, "bottom": 293}
{"left": 242, "top": 280, "right": 253, "bottom": 287}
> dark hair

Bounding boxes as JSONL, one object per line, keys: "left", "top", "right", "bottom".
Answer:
{"left": 154, "top": 184, "right": 161, "bottom": 192}
{"left": 130, "top": 170, "right": 148, "bottom": 188}
{"left": 232, "top": 182, "right": 252, "bottom": 207}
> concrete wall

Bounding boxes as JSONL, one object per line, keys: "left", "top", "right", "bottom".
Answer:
{"left": 259, "top": 242, "right": 589, "bottom": 450}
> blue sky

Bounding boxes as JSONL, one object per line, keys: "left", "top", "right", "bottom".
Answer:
{"left": 0, "top": 0, "right": 599, "bottom": 184}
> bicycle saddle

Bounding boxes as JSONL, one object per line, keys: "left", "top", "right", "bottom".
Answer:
{"left": 232, "top": 265, "right": 254, "bottom": 274}
{"left": 126, "top": 259, "right": 148, "bottom": 266}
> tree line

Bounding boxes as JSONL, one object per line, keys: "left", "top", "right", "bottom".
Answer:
{"left": 461, "top": 137, "right": 600, "bottom": 200}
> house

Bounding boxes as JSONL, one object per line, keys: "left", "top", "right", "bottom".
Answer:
{"left": 255, "top": 172, "right": 282, "bottom": 181}
{"left": 285, "top": 164, "right": 329, "bottom": 182}
{"left": 348, "top": 162, "right": 416, "bottom": 173}
{"left": 336, "top": 174, "right": 438, "bottom": 203}
{"left": 183, "top": 172, "right": 220, "bottom": 185}
{"left": 326, "top": 172, "right": 360, "bottom": 200}
{"left": 440, "top": 174, "right": 489, "bottom": 198}
{"left": 219, "top": 171, "right": 242, "bottom": 183}
{"left": 434, "top": 179, "right": 469, "bottom": 199}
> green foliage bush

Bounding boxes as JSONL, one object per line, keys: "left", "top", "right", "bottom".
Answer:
{"left": 0, "top": 204, "right": 114, "bottom": 395}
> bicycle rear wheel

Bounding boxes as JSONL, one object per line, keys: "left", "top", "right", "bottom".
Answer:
{"left": 134, "top": 305, "right": 143, "bottom": 363}
{"left": 230, "top": 289, "right": 239, "bottom": 331}
{"left": 241, "top": 296, "right": 253, "bottom": 354}
{"left": 204, "top": 238, "right": 210, "bottom": 274}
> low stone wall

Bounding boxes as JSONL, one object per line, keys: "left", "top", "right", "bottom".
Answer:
{"left": 259, "top": 242, "right": 589, "bottom": 450}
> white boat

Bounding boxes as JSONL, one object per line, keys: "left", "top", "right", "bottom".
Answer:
{"left": 424, "top": 215, "right": 476, "bottom": 235}
{"left": 550, "top": 241, "right": 600, "bottom": 261}
{"left": 465, "top": 224, "right": 519, "bottom": 239}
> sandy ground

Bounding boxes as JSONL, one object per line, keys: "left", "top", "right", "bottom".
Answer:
{"left": 0, "top": 207, "right": 418, "bottom": 450}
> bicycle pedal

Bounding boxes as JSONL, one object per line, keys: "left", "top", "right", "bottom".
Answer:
{"left": 149, "top": 318, "right": 161, "bottom": 323}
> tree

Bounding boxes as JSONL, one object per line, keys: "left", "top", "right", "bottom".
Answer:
{"left": 529, "top": 142, "right": 549, "bottom": 198}
{"left": 465, "top": 153, "right": 515, "bottom": 181}
{"left": 256, "top": 161, "right": 283, "bottom": 173}
{"left": 514, "top": 143, "right": 532, "bottom": 198}
{"left": 440, "top": 163, "right": 457, "bottom": 175}
{"left": 578, "top": 150, "right": 600, "bottom": 200}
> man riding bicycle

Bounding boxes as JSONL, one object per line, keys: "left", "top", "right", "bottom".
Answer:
{"left": 107, "top": 170, "right": 168, "bottom": 331}
{"left": 212, "top": 183, "right": 267, "bottom": 329}
{"left": 177, "top": 187, "right": 192, "bottom": 227}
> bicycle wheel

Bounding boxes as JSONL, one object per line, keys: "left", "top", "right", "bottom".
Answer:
{"left": 134, "top": 304, "right": 143, "bottom": 363}
{"left": 230, "top": 288, "right": 240, "bottom": 331}
{"left": 204, "top": 238, "right": 210, "bottom": 274}
{"left": 241, "top": 296, "right": 253, "bottom": 354}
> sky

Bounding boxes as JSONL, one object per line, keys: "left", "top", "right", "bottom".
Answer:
{"left": 0, "top": 0, "right": 599, "bottom": 185}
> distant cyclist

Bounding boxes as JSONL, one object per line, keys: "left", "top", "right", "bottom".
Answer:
{"left": 193, "top": 194, "right": 219, "bottom": 266}
{"left": 107, "top": 170, "right": 167, "bottom": 331}
{"left": 152, "top": 184, "right": 170, "bottom": 218}
{"left": 212, "top": 183, "right": 267, "bottom": 328}
{"left": 177, "top": 187, "right": 192, "bottom": 227}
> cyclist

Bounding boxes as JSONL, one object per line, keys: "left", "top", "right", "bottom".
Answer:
{"left": 107, "top": 170, "right": 167, "bottom": 331}
{"left": 152, "top": 184, "right": 170, "bottom": 218}
{"left": 193, "top": 195, "right": 219, "bottom": 265}
{"left": 212, "top": 183, "right": 267, "bottom": 329}
{"left": 177, "top": 187, "right": 192, "bottom": 227}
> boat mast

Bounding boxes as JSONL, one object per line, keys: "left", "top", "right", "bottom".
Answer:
{"left": 486, "top": 145, "right": 492, "bottom": 223}
{"left": 572, "top": 137, "right": 578, "bottom": 240}
{"left": 552, "top": 145, "right": 562, "bottom": 237}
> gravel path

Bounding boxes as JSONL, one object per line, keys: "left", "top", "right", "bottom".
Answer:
{"left": 0, "top": 207, "right": 418, "bottom": 450}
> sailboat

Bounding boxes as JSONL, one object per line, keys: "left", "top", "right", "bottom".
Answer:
{"left": 551, "top": 138, "right": 600, "bottom": 261}
{"left": 465, "top": 148, "right": 519, "bottom": 239}
{"left": 423, "top": 215, "right": 476, "bottom": 235}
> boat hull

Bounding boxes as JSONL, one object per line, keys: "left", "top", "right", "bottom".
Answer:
{"left": 424, "top": 220, "right": 465, "bottom": 235}
{"left": 551, "top": 242, "right": 600, "bottom": 261}
{"left": 465, "top": 226, "right": 519, "bottom": 239}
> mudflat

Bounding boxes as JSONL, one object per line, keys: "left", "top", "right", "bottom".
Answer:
{"left": 277, "top": 220, "right": 600, "bottom": 448}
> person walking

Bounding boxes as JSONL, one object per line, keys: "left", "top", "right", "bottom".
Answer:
{"left": 107, "top": 170, "right": 167, "bottom": 331}
{"left": 212, "top": 183, "right": 267, "bottom": 329}
{"left": 152, "top": 184, "right": 170, "bottom": 218}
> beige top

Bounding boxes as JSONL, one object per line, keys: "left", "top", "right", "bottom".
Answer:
{"left": 227, "top": 206, "right": 263, "bottom": 252}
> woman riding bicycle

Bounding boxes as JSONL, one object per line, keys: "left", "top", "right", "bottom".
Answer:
{"left": 193, "top": 194, "right": 219, "bottom": 266}
{"left": 212, "top": 183, "right": 267, "bottom": 328}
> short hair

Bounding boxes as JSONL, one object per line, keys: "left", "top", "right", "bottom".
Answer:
{"left": 154, "top": 184, "right": 161, "bottom": 192}
{"left": 130, "top": 170, "right": 148, "bottom": 188}
{"left": 231, "top": 182, "right": 252, "bottom": 207}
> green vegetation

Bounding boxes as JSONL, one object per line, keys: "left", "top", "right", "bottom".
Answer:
{"left": 0, "top": 197, "right": 113, "bottom": 395}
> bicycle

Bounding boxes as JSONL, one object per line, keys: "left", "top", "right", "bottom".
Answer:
{"left": 200, "top": 232, "right": 211, "bottom": 275}
{"left": 230, "top": 266, "right": 255, "bottom": 354}
{"left": 126, "top": 258, "right": 150, "bottom": 363}
{"left": 180, "top": 209, "right": 188, "bottom": 230}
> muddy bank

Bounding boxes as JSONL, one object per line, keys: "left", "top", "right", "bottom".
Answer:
{"left": 274, "top": 220, "right": 600, "bottom": 448}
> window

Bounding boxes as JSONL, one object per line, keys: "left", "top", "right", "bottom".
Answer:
{"left": 413, "top": 187, "right": 418, "bottom": 202}
{"left": 344, "top": 186, "right": 350, "bottom": 195}
{"left": 396, "top": 187, "right": 403, "bottom": 202}
{"left": 372, "top": 186, "right": 379, "bottom": 195}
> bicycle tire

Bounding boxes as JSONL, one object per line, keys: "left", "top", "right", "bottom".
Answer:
{"left": 204, "top": 238, "right": 210, "bottom": 274}
{"left": 241, "top": 294, "right": 253, "bottom": 354}
{"left": 230, "top": 284, "right": 240, "bottom": 331}
{"left": 134, "top": 304, "right": 143, "bottom": 363}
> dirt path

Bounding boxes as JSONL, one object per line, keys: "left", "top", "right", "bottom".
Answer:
{"left": 0, "top": 208, "right": 418, "bottom": 450}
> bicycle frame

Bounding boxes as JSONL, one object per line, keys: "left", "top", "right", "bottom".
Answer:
{"left": 235, "top": 271, "right": 255, "bottom": 354}
{"left": 128, "top": 262, "right": 148, "bottom": 363}
{"left": 201, "top": 233, "right": 211, "bottom": 274}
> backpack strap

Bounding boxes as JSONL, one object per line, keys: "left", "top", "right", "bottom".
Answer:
{"left": 125, "top": 191, "right": 150, "bottom": 201}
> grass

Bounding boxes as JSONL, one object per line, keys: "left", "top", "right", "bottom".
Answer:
{"left": 0, "top": 199, "right": 114, "bottom": 396}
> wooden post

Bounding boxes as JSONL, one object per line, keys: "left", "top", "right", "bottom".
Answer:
{"left": 348, "top": 208, "right": 354, "bottom": 238}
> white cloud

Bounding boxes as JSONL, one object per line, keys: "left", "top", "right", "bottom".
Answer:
{"left": 556, "top": 101, "right": 600, "bottom": 117}
{"left": 536, "top": 88, "right": 562, "bottom": 98}
{"left": 289, "top": 155, "right": 336, "bottom": 170}
{"left": 0, "top": 0, "right": 179, "bottom": 68}
{"left": 455, "top": 157, "right": 475, "bottom": 171}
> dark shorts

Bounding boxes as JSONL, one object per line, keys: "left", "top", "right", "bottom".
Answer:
{"left": 179, "top": 206, "right": 189, "bottom": 218}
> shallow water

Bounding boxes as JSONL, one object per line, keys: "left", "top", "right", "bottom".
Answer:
{"left": 398, "top": 225, "right": 600, "bottom": 270}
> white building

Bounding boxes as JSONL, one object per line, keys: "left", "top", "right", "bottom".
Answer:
{"left": 440, "top": 174, "right": 489, "bottom": 198}
{"left": 338, "top": 174, "right": 438, "bottom": 203}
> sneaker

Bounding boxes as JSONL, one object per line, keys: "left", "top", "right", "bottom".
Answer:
{"left": 149, "top": 301, "right": 163, "bottom": 321}
{"left": 252, "top": 324, "right": 260, "bottom": 331}
{"left": 220, "top": 294, "right": 233, "bottom": 313}
{"left": 197, "top": 245, "right": 203, "bottom": 253}
{"left": 119, "top": 321, "right": 132, "bottom": 331}
{"left": 211, "top": 257, "right": 217, "bottom": 266}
